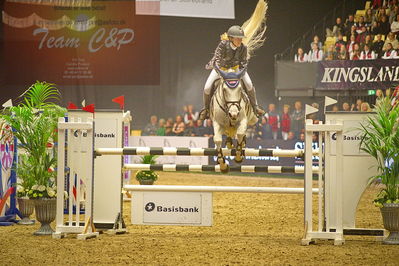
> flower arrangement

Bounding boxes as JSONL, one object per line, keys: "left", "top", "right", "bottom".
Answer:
{"left": 135, "top": 155, "right": 158, "bottom": 183}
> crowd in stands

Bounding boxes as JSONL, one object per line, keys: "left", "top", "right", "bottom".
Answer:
{"left": 294, "top": 0, "right": 399, "bottom": 61}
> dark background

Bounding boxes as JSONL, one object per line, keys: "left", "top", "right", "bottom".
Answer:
{"left": 0, "top": 0, "right": 364, "bottom": 128}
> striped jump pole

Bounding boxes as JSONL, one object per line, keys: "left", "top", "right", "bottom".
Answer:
{"left": 124, "top": 185, "right": 319, "bottom": 194}
{"left": 96, "top": 147, "right": 318, "bottom": 157}
{"left": 123, "top": 164, "right": 319, "bottom": 174}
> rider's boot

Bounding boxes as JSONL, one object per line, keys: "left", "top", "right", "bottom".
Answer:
{"left": 199, "top": 92, "right": 211, "bottom": 120}
{"left": 247, "top": 87, "right": 265, "bottom": 117}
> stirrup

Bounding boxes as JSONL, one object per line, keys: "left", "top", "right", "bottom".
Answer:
{"left": 199, "top": 108, "right": 209, "bottom": 120}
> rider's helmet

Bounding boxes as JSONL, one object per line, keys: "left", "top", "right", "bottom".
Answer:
{"left": 227, "top": 25, "right": 245, "bottom": 38}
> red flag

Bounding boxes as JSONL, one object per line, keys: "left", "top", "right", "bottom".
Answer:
{"left": 112, "top": 95, "right": 125, "bottom": 109}
{"left": 67, "top": 102, "right": 78, "bottom": 109}
{"left": 82, "top": 104, "right": 95, "bottom": 113}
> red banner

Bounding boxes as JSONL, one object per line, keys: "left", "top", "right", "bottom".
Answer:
{"left": 3, "top": 1, "right": 160, "bottom": 86}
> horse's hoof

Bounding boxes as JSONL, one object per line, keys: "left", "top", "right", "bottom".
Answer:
{"left": 226, "top": 137, "right": 233, "bottom": 149}
{"left": 234, "top": 156, "right": 243, "bottom": 163}
{"left": 220, "top": 164, "right": 229, "bottom": 173}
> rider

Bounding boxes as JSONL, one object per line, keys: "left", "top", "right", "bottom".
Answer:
{"left": 200, "top": 25, "right": 265, "bottom": 120}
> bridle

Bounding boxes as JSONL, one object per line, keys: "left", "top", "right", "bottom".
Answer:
{"left": 215, "top": 79, "right": 242, "bottom": 121}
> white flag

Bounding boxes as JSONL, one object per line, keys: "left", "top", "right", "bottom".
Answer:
{"left": 305, "top": 104, "right": 319, "bottom": 116}
{"left": 2, "top": 99, "right": 13, "bottom": 108}
{"left": 325, "top": 96, "right": 337, "bottom": 107}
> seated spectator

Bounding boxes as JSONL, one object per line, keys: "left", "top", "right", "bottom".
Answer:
{"left": 254, "top": 117, "right": 268, "bottom": 140}
{"left": 310, "top": 35, "right": 323, "bottom": 50}
{"left": 356, "top": 26, "right": 368, "bottom": 43}
{"left": 335, "top": 33, "right": 347, "bottom": 52}
{"left": 365, "top": 8, "right": 374, "bottom": 25}
{"left": 347, "top": 34, "right": 357, "bottom": 54}
{"left": 280, "top": 104, "right": 291, "bottom": 141}
{"left": 203, "top": 119, "right": 214, "bottom": 137}
{"left": 370, "top": 21, "right": 380, "bottom": 35}
{"left": 355, "top": 16, "right": 367, "bottom": 34}
{"left": 351, "top": 99, "right": 363, "bottom": 111}
{"left": 265, "top": 103, "right": 280, "bottom": 140}
{"left": 382, "top": 42, "right": 398, "bottom": 58}
{"left": 374, "top": 7, "right": 387, "bottom": 24}
{"left": 142, "top": 115, "right": 158, "bottom": 136}
{"left": 389, "top": 6, "right": 399, "bottom": 24}
{"left": 326, "top": 17, "right": 344, "bottom": 37}
{"left": 348, "top": 25, "right": 358, "bottom": 40}
{"left": 325, "top": 44, "right": 338, "bottom": 60}
{"left": 344, "top": 14, "right": 355, "bottom": 37}
{"left": 360, "top": 44, "right": 377, "bottom": 59}
{"left": 361, "top": 102, "right": 372, "bottom": 112}
{"left": 337, "top": 45, "right": 348, "bottom": 60}
{"left": 350, "top": 43, "right": 361, "bottom": 60}
{"left": 193, "top": 119, "right": 205, "bottom": 136}
{"left": 342, "top": 102, "right": 351, "bottom": 111}
{"left": 383, "top": 32, "right": 399, "bottom": 50}
{"left": 172, "top": 115, "right": 185, "bottom": 136}
{"left": 308, "top": 42, "right": 324, "bottom": 62}
{"left": 379, "top": 15, "right": 391, "bottom": 35}
{"left": 156, "top": 118, "right": 166, "bottom": 136}
{"left": 372, "top": 34, "right": 385, "bottom": 57}
{"left": 287, "top": 131, "right": 296, "bottom": 141}
{"left": 294, "top": 47, "right": 308, "bottom": 62}
{"left": 183, "top": 104, "right": 199, "bottom": 124}
{"left": 183, "top": 120, "right": 195, "bottom": 136}
{"left": 391, "top": 14, "right": 399, "bottom": 35}
{"left": 362, "top": 34, "right": 373, "bottom": 50}
{"left": 165, "top": 118, "right": 174, "bottom": 136}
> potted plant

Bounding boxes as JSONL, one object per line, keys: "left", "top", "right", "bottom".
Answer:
{"left": 1, "top": 81, "right": 66, "bottom": 235}
{"left": 135, "top": 155, "right": 158, "bottom": 185}
{"left": 360, "top": 95, "right": 399, "bottom": 245}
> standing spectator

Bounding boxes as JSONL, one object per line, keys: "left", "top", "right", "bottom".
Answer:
{"left": 382, "top": 42, "right": 398, "bottom": 58}
{"left": 360, "top": 44, "right": 377, "bottom": 59}
{"left": 337, "top": 45, "right": 349, "bottom": 60}
{"left": 193, "top": 120, "right": 205, "bottom": 136}
{"left": 156, "top": 118, "right": 166, "bottom": 136}
{"left": 183, "top": 120, "right": 196, "bottom": 136}
{"left": 326, "top": 17, "right": 343, "bottom": 37}
{"left": 280, "top": 104, "right": 291, "bottom": 141}
{"left": 372, "top": 34, "right": 385, "bottom": 57}
{"left": 308, "top": 42, "right": 324, "bottom": 62}
{"left": 342, "top": 102, "right": 351, "bottom": 111}
{"left": 325, "top": 44, "right": 338, "bottom": 60}
{"left": 379, "top": 15, "right": 391, "bottom": 35}
{"left": 310, "top": 35, "right": 323, "bottom": 50}
{"left": 254, "top": 117, "right": 268, "bottom": 140}
{"left": 350, "top": 43, "right": 361, "bottom": 60}
{"left": 344, "top": 14, "right": 355, "bottom": 37}
{"left": 172, "top": 115, "right": 185, "bottom": 136}
{"left": 265, "top": 103, "right": 280, "bottom": 140}
{"left": 391, "top": 14, "right": 399, "bottom": 34}
{"left": 383, "top": 32, "right": 399, "bottom": 50}
{"left": 183, "top": 104, "right": 199, "bottom": 124}
{"left": 294, "top": 47, "right": 308, "bottom": 62}
{"left": 291, "top": 101, "right": 305, "bottom": 139}
{"left": 165, "top": 118, "right": 174, "bottom": 136}
{"left": 335, "top": 33, "right": 347, "bottom": 52}
{"left": 142, "top": 115, "right": 158, "bottom": 136}
{"left": 203, "top": 119, "right": 214, "bottom": 137}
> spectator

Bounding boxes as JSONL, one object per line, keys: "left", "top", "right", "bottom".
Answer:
{"left": 350, "top": 43, "right": 361, "bottom": 60}
{"left": 342, "top": 102, "right": 351, "bottom": 111}
{"left": 337, "top": 45, "right": 348, "bottom": 59}
{"left": 280, "top": 104, "right": 291, "bottom": 141}
{"left": 172, "top": 115, "right": 185, "bottom": 136}
{"left": 142, "top": 115, "right": 158, "bottom": 136}
{"left": 332, "top": 105, "right": 339, "bottom": 112}
{"left": 360, "top": 44, "right": 377, "bottom": 59}
{"left": 291, "top": 101, "right": 304, "bottom": 138}
{"left": 355, "top": 16, "right": 366, "bottom": 34}
{"left": 310, "top": 35, "right": 323, "bottom": 50}
{"left": 382, "top": 42, "right": 398, "bottom": 58}
{"left": 347, "top": 34, "right": 357, "bottom": 54}
{"left": 351, "top": 99, "right": 363, "bottom": 111}
{"left": 374, "top": 7, "right": 387, "bottom": 24}
{"left": 344, "top": 14, "right": 355, "bottom": 37}
{"left": 156, "top": 118, "right": 166, "bottom": 136}
{"left": 265, "top": 103, "right": 280, "bottom": 140}
{"left": 348, "top": 25, "right": 358, "bottom": 40}
{"left": 372, "top": 34, "right": 385, "bottom": 56}
{"left": 294, "top": 47, "right": 308, "bottom": 62}
{"left": 379, "top": 15, "right": 391, "bottom": 35}
{"left": 370, "top": 21, "right": 380, "bottom": 35}
{"left": 203, "top": 119, "right": 214, "bottom": 137}
{"left": 165, "top": 118, "right": 174, "bottom": 136}
{"left": 326, "top": 17, "right": 344, "bottom": 37}
{"left": 254, "top": 117, "right": 268, "bottom": 140}
{"left": 183, "top": 120, "right": 196, "bottom": 136}
{"left": 362, "top": 34, "right": 373, "bottom": 50}
{"left": 193, "top": 119, "right": 206, "bottom": 136}
{"left": 335, "top": 33, "right": 347, "bottom": 52}
{"left": 383, "top": 32, "right": 399, "bottom": 50}
{"left": 361, "top": 102, "right": 372, "bottom": 112}
{"left": 389, "top": 6, "right": 399, "bottom": 24}
{"left": 325, "top": 44, "right": 338, "bottom": 60}
{"left": 287, "top": 131, "right": 296, "bottom": 141}
{"left": 365, "top": 8, "right": 374, "bottom": 25}
{"left": 372, "top": 0, "right": 383, "bottom": 9}
{"left": 355, "top": 26, "right": 368, "bottom": 43}
{"left": 308, "top": 42, "right": 324, "bottom": 62}
{"left": 391, "top": 14, "right": 399, "bottom": 34}
{"left": 183, "top": 104, "right": 199, "bottom": 124}
{"left": 376, "top": 89, "right": 384, "bottom": 105}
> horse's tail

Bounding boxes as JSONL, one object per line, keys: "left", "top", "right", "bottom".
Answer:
{"left": 242, "top": 0, "right": 268, "bottom": 58}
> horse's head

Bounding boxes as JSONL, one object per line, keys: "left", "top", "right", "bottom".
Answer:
{"left": 215, "top": 66, "right": 247, "bottom": 122}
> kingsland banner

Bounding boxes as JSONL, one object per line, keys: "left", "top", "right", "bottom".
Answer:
{"left": 135, "top": 0, "right": 235, "bottom": 19}
{"left": 317, "top": 59, "right": 399, "bottom": 90}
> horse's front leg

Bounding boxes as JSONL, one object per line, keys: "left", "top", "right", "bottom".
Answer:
{"left": 235, "top": 120, "right": 247, "bottom": 163}
{"left": 213, "top": 122, "right": 229, "bottom": 173}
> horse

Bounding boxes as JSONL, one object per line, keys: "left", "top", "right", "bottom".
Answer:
{"left": 209, "top": 66, "right": 258, "bottom": 173}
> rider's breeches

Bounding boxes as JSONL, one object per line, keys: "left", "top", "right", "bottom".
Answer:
{"left": 203, "top": 69, "right": 253, "bottom": 95}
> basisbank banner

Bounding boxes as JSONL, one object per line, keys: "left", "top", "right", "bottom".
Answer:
{"left": 317, "top": 59, "right": 399, "bottom": 90}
